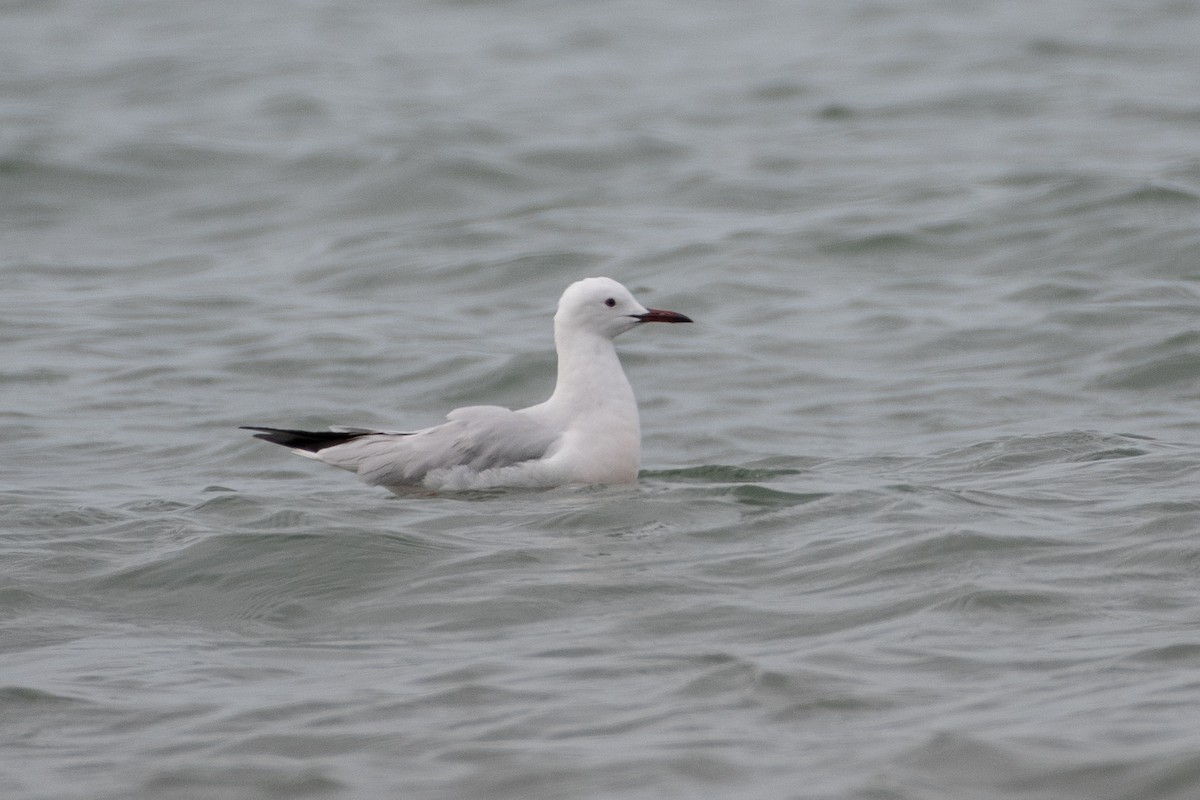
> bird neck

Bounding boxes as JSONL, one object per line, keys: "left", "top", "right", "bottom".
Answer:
{"left": 548, "top": 326, "right": 638, "bottom": 425}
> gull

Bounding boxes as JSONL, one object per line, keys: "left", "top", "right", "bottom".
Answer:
{"left": 241, "top": 277, "right": 692, "bottom": 492}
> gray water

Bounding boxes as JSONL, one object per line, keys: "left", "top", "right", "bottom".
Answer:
{"left": 6, "top": 0, "right": 1200, "bottom": 798}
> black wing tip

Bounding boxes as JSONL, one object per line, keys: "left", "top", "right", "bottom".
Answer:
{"left": 240, "top": 425, "right": 367, "bottom": 453}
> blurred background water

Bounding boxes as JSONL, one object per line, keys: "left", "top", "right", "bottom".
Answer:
{"left": 5, "top": 0, "right": 1200, "bottom": 798}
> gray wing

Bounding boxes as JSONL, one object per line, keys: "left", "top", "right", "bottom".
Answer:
{"left": 315, "top": 406, "right": 561, "bottom": 487}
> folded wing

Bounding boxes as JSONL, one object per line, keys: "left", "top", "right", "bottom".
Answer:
{"left": 306, "top": 406, "right": 562, "bottom": 487}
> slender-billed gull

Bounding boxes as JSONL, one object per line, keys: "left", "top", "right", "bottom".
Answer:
{"left": 242, "top": 277, "right": 692, "bottom": 492}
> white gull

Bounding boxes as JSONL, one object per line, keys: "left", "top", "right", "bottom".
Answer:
{"left": 242, "top": 277, "right": 692, "bottom": 492}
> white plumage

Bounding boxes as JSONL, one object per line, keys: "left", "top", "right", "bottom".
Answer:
{"left": 242, "top": 277, "right": 692, "bottom": 492}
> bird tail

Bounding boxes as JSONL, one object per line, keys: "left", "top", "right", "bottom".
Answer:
{"left": 240, "top": 426, "right": 372, "bottom": 454}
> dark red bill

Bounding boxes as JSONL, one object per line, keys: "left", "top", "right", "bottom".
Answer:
{"left": 635, "top": 308, "right": 693, "bottom": 324}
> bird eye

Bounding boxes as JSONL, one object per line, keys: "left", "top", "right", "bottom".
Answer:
{"left": 604, "top": 298, "right": 616, "bottom": 307}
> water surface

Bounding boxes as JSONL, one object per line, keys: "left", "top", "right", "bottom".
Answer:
{"left": 5, "top": 1, "right": 1200, "bottom": 798}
